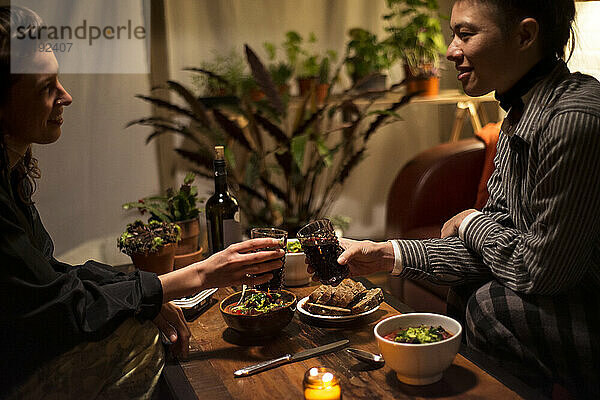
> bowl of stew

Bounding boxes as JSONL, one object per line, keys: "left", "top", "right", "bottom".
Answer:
{"left": 374, "top": 313, "right": 462, "bottom": 385}
{"left": 220, "top": 289, "right": 297, "bottom": 336}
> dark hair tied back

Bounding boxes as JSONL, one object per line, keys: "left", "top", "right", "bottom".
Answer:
{"left": 468, "top": 0, "right": 576, "bottom": 60}
{"left": 0, "top": 6, "right": 44, "bottom": 203}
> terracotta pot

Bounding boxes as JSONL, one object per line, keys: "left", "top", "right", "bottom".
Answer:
{"left": 297, "top": 77, "right": 317, "bottom": 97}
{"left": 250, "top": 88, "right": 265, "bottom": 102}
{"left": 130, "top": 243, "right": 176, "bottom": 275}
{"left": 174, "top": 248, "right": 204, "bottom": 270}
{"left": 404, "top": 64, "right": 440, "bottom": 97}
{"left": 316, "top": 83, "right": 330, "bottom": 104}
{"left": 175, "top": 218, "right": 200, "bottom": 255}
{"left": 278, "top": 84, "right": 290, "bottom": 96}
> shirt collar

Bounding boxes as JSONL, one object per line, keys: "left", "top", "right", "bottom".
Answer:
{"left": 500, "top": 60, "right": 569, "bottom": 142}
{"left": 496, "top": 56, "right": 559, "bottom": 113}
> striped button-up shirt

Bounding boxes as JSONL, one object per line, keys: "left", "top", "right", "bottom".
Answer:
{"left": 393, "top": 60, "right": 600, "bottom": 296}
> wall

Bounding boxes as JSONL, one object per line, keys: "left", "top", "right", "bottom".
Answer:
{"left": 29, "top": 0, "right": 495, "bottom": 264}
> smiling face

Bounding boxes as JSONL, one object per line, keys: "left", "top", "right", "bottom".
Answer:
{"left": 446, "top": 0, "right": 524, "bottom": 96}
{"left": 1, "top": 50, "right": 72, "bottom": 152}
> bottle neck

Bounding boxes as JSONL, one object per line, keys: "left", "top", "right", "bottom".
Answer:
{"left": 214, "top": 159, "right": 228, "bottom": 193}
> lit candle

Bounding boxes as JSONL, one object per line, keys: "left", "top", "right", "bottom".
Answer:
{"left": 303, "top": 367, "right": 342, "bottom": 400}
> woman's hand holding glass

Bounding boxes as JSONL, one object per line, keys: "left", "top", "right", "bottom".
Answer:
{"left": 198, "top": 238, "right": 285, "bottom": 288}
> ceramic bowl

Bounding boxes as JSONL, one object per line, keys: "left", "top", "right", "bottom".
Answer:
{"left": 284, "top": 239, "right": 311, "bottom": 286}
{"left": 220, "top": 289, "right": 297, "bottom": 337}
{"left": 374, "top": 313, "right": 462, "bottom": 385}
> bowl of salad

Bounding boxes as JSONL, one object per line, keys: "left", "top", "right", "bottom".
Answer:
{"left": 220, "top": 289, "right": 297, "bottom": 336}
{"left": 374, "top": 313, "right": 462, "bottom": 385}
{"left": 284, "top": 239, "right": 312, "bottom": 287}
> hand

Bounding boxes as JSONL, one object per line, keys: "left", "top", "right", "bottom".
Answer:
{"left": 152, "top": 302, "right": 191, "bottom": 359}
{"left": 197, "top": 238, "right": 285, "bottom": 288}
{"left": 440, "top": 209, "right": 478, "bottom": 238}
{"left": 306, "top": 238, "right": 395, "bottom": 280}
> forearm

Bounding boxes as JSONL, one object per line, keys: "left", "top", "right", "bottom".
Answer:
{"left": 158, "top": 262, "right": 205, "bottom": 303}
{"left": 393, "top": 237, "right": 492, "bottom": 284}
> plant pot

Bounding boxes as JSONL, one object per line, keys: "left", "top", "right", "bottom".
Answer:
{"left": 250, "top": 88, "right": 265, "bottom": 102}
{"left": 130, "top": 243, "right": 176, "bottom": 275}
{"left": 175, "top": 218, "right": 200, "bottom": 255}
{"left": 316, "top": 83, "right": 330, "bottom": 104}
{"left": 278, "top": 84, "right": 290, "bottom": 97}
{"left": 353, "top": 73, "right": 387, "bottom": 93}
{"left": 407, "top": 76, "right": 439, "bottom": 97}
{"left": 174, "top": 247, "right": 204, "bottom": 270}
{"left": 297, "top": 77, "right": 318, "bottom": 97}
{"left": 404, "top": 64, "right": 439, "bottom": 97}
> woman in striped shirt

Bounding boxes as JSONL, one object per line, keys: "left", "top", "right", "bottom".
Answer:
{"left": 328, "top": 0, "right": 600, "bottom": 397}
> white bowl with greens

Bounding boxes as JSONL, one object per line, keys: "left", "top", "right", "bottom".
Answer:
{"left": 284, "top": 239, "right": 311, "bottom": 287}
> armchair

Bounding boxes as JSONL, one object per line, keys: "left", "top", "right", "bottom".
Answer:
{"left": 385, "top": 137, "right": 487, "bottom": 313}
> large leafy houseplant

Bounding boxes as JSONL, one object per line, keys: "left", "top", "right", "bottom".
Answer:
{"left": 382, "top": 0, "right": 446, "bottom": 79}
{"left": 345, "top": 28, "right": 393, "bottom": 87}
{"left": 129, "top": 44, "right": 414, "bottom": 235}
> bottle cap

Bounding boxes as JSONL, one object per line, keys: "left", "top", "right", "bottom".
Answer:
{"left": 214, "top": 145, "right": 225, "bottom": 160}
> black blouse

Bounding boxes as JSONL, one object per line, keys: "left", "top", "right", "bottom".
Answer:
{"left": 0, "top": 162, "right": 163, "bottom": 395}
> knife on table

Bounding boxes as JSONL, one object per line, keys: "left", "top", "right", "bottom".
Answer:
{"left": 233, "top": 339, "right": 349, "bottom": 377}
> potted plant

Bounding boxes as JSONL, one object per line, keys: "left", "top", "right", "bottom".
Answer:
{"left": 345, "top": 28, "right": 392, "bottom": 92}
{"left": 192, "top": 49, "right": 265, "bottom": 101}
{"left": 122, "top": 172, "right": 204, "bottom": 267}
{"left": 263, "top": 41, "right": 294, "bottom": 96}
{"left": 382, "top": 0, "right": 446, "bottom": 96}
{"left": 117, "top": 220, "right": 181, "bottom": 275}
{"left": 281, "top": 31, "right": 337, "bottom": 97}
{"left": 129, "top": 44, "right": 416, "bottom": 236}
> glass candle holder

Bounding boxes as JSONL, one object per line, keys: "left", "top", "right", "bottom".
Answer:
{"left": 303, "top": 367, "right": 342, "bottom": 400}
{"left": 250, "top": 227, "right": 287, "bottom": 291}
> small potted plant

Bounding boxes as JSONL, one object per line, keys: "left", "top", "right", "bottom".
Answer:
{"left": 192, "top": 49, "right": 263, "bottom": 101}
{"left": 382, "top": 0, "right": 446, "bottom": 96}
{"left": 122, "top": 172, "right": 204, "bottom": 267}
{"left": 263, "top": 41, "right": 294, "bottom": 96}
{"left": 117, "top": 220, "right": 181, "bottom": 275}
{"left": 282, "top": 31, "right": 337, "bottom": 97}
{"left": 345, "top": 28, "right": 392, "bottom": 92}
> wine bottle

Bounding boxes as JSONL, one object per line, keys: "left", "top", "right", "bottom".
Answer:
{"left": 206, "top": 145, "right": 242, "bottom": 254}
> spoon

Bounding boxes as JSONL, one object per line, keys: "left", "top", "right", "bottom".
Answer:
{"left": 346, "top": 348, "right": 385, "bottom": 367}
{"left": 238, "top": 284, "right": 248, "bottom": 305}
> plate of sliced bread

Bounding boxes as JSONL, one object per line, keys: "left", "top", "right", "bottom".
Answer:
{"left": 297, "top": 279, "right": 384, "bottom": 321}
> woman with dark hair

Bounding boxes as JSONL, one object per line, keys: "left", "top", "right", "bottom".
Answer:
{"left": 325, "top": 0, "right": 600, "bottom": 397}
{"left": 0, "top": 6, "right": 284, "bottom": 399}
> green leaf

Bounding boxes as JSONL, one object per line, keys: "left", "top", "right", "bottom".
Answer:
{"left": 291, "top": 134, "right": 308, "bottom": 168}
{"left": 315, "top": 137, "right": 332, "bottom": 167}
{"left": 166, "top": 80, "right": 212, "bottom": 129}
{"left": 245, "top": 153, "right": 260, "bottom": 187}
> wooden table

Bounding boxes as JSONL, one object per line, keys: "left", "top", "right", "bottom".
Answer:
{"left": 163, "top": 278, "right": 537, "bottom": 399}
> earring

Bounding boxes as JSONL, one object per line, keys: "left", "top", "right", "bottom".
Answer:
{"left": 56, "top": 100, "right": 62, "bottom": 106}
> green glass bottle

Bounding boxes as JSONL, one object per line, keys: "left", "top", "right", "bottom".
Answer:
{"left": 206, "top": 146, "right": 242, "bottom": 254}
